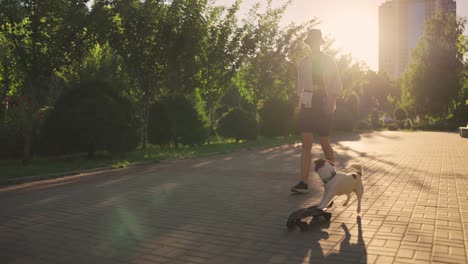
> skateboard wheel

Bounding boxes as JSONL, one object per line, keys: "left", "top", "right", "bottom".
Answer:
{"left": 286, "top": 219, "right": 295, "bottom": 229}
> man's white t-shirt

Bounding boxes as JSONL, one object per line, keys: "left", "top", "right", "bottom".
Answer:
{"left": 297, "top": 52, "right": 342, "bottom": 109}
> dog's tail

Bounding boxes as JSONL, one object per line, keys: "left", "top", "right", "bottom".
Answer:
{"left": 349, "top": 164, "right": 363, "bottom": 180}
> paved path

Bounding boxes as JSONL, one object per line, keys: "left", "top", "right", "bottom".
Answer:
{"left": 1, "top": 131, "right": 467, "bottom": 264}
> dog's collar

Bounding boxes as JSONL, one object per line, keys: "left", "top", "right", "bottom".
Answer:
{"left": 322, "top": 171, "right": 336, "bottom": 184}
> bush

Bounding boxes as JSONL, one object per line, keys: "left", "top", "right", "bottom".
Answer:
{"left": 259, "top": 97, "right": 295, "bottom": 137}
{"left": 148, "top": 101, "right": 172, "bottom": 146}
{"left": 453, "top": 99, "right": 468, "bottom": 127}
{"left": 333, "top": 97, "right": 358, "bottom": 131}
{"left": 416, "top": 117, "right": 457, "bottom": 132}
{"left": 356, "top": 119, "right": 371, "bottom": 130}
{"left": 0, "top": 125, "right": 23, "bottom": 159}
{"left": 41, "top": 80, "right": 140, "bottom": 157}
{"left": 333, "top": 95, "right": 360, "bottom": 131}
{"left": 393, "top": 107, "right": 408, "bottom": 121}
{"left": 334, "top": 109, "right": 356, "bottom": 131}
{"left": 217, "top": 108, "right": 257, "bottom": 142}
{"left": 370, "top": 109, "right": 382, "bottom": 129}
{"left": 386, "top": 122, "right": 399, "bottom": 131}
{"left": 148, "top": 94, "right": 208, "bottom": 147}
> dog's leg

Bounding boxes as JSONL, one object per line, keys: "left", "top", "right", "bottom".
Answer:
{"left": 316, "top": 185, "right": 330, "bottom": 207}
{"left": 318, "top": 190, "right": 335, "bottom": 210}
{"left": 355, "top": 185, "right": 364, "bottom": 213}
{"left": 343, "top": 193, "right": 351, "bottom": 206}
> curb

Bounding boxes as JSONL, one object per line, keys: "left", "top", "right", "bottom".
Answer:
{"left": 0, "top": 160, "right": 160, "bottom": 186}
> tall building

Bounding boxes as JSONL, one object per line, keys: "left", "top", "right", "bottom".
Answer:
{"left": 379, "top": 0, "right": 456, "bottom": 80}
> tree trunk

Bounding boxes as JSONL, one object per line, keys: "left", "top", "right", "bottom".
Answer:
{"left": 207, "top": 109, "right": 212, "bottom": 144}
{"left": 142, "top": 96, "right": 150, "bottom": 151}
{"left": 1, "top": 58, "right": 10, "bottom": 121}
{"left": 22, "top": 128, "right": 32, "bottom": 164}
{"left": 22, "top": 79, "right": 38, "bottom": 164}
{"left": 23, "top": 0, "right": 39, "bottom": 164}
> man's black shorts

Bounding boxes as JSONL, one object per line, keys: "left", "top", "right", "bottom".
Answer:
{"left": 298, "top": 106, "right": 334, "bottom": 136}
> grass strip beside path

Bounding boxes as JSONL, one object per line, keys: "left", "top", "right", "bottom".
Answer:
{"left": 0, "top": 135, "right": 301, "bottom": 180}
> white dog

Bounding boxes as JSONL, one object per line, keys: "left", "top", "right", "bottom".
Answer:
{"left": 313, "top": 159, "right": 364, "bottom": 213}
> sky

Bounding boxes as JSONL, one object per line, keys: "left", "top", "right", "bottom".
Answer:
{"left": 217, "top": 0, "right": 468, "bottom": 70}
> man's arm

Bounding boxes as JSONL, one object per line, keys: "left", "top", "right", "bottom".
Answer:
{"left": 297, "top": 60, "right": 305, "bottom": 111}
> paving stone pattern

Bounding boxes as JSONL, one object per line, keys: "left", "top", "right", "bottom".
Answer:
{"left": 0, "top": 131, "right": 467, "bottom": 263}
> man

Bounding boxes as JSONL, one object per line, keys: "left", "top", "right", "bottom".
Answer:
{"left": 291, "top": 29, "right": 342, "bottom": 193}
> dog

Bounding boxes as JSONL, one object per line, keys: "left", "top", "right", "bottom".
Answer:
{"left": 313, "top": 159, "right": 364, "bottom": 213}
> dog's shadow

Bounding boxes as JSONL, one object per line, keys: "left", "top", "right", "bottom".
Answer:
{"left": 300, "top": 216, "right": 367, "bottom": 263}
{"left": 326, "top": 216, "right": 367, "bottom": 262}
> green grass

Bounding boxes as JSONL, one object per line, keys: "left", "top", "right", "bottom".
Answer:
{"left": 0, "top": 135, "right": 300, "bottom": 180}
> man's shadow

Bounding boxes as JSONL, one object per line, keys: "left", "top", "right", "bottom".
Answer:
{"left": 304, "top": 216, "right": 367, "bottom": 263}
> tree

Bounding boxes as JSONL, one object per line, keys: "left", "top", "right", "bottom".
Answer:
{"left": 259, "top": 97, "right": 295, "bottom": 137}
{"left": 401, "top": 13, "right": 466, "bottom": 118}
{"left": 148, "top": 94, "right": 208, "bottom": 147}
{"left": 0, "top": 0, "right": 92, "bottom": 162}
{"left": 217, "top": 108, "right": 257, "bottom": 142}
{"left": 91, "top": 0, "right": 167, "bottom": 150}
{"left": 236, "top": 0, "right": 317, "bottom": 135}
{"left": 41, "top": 80, "right": 139, "bottom": 158}
{"left": 198, "top": 0, "right": 252, "bottom": 140}
{"left": 360, "top": 71, "right": 399, "bottom": 116}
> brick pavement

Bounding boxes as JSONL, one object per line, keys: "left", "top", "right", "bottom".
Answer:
{"left": 0, "top": 131, "right": 467, "bottom": 264}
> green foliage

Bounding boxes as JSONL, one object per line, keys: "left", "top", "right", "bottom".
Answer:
{"left": 401, "top": 13, "right": 466, "bottom": 117}
{"left": 217, "top": 108, "right": 257, "bottom": 142}
{"left": 450, "top": 99, "right": 468, "bottom": 127}
{"left": 386, "top": 122, "right": 399, "bottom": 131}
{"left": 356, "top": 109, "right": 383, "bottom": 131}
{"left": 148, "top": 101, "right": 172, "bottom": 146}
{"left": 333, "top": 95, "right": 358, "bottom": 131}
{"left": 237, "top": 1, "right": 317, "bottom": 112}
{"left": 148, "top": 94, "right": 208, "bottom": 147}
{"left": 259, "top": 97, "right": 295, "bottom": 137}
{"left": 0, "top": 123, "right": 23, "bottom": 159}
{"left": 198, "top": 0, "right": 250, "bottom": 130}
{"left": 370, "top": 109, "right": 382, "bottom": 130}
{"left": 393, "top": 107, "right": 408, "bottom": 121}
{"left": 0, "top": 0, "right": 94, "bottom": 161}
{"left": 77, "top": 43, "right": 124, "bottom": 87}
{"left": 356, "top": 119, "right": 371, "bottom": 131}
{"left": 415, "top": 117, "right": 458, "bottom": 132}
{"left": 41, "top": 80, "right": 139, "bottom": 157}
{"left": 216, "top": 85, "right": 253, "bottom": 117}
{"left": 0, "top": 0, "right": 402, "bottom": 161}
{"left": 112, "top": 160, "right": 130, "bottom": 169}
{"left": 334, "top": 108, "right": 356, "bottom": 131}
{"left": 360, "top": 71, "right": 399, "bottom": 116}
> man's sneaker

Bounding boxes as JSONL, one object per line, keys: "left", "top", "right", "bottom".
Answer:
{"left": 291, "top": 181, "right": 308, "bottom": 193}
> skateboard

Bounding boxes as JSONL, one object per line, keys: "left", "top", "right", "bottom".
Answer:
{"left": 286, "top": 201, "right": 333, "bottom": 231}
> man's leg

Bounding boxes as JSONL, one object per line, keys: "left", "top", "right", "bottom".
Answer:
{"left": 291, "top": 132, "right": 313, "bottom": 193}
{"left": 301, "top": 133, "right": 314, "bottom": 182}
{"left": 320, "top": 136, "right": 334, "bottom": 163}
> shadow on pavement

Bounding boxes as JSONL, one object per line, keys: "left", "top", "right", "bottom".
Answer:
{"left": 325, "top": 216, "right": 367, "bottom": 263}
{"left": 282, "top": 215, "right": 366, "bottom": 263}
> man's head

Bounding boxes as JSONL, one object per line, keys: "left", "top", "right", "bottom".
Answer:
{"left": 304, "top": 29, "right": 325, "bottom": 49}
